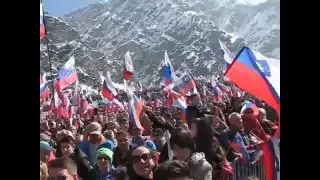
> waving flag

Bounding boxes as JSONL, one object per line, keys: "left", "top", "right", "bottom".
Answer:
{"left": 101, "top": 72, "right": 117, "bottom": 101}
{"left": 163, "top": 51, "right": 177, "bottom": 86}
{"left": 229, "top": 132, "right": 250, "bottom": 162}
{"left": 169, "top": 90, "right": 187, "bottom": 121}
{"left": 128, "top": 90, "right": 144, "bottom": 130}
{"left": 241, "top": 101, "right": 259, "bottom": 116}
{"left": 40, "top": 68, "right": 49, "bottom": 99}
{"left": 56, "top": 56, "right": 78, "bottom": 91}
{"left": 123, "top": 51, "right": 134, "bottom": 80}
{"left": 172, "top": 72, "right": 196, "bottom": 96}
{"left": 225, "top": 47, "right": 280, "bottom": 116}
{"left": 219, "top": 39, "right": 235, "bottom": 65}
{"left": 40, "top": 3, "right": 46, "bottom": 39}
{"left": 262, "top": 141, "right": 278, "bottom": 180}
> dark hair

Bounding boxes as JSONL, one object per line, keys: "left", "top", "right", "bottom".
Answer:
{"left": 119, "top": 118, "right": 129, "bottom": 124}
{"left": 126, "top": 146, "right": 157, "bottom": 179}
{"left": 211, "top": 136, "right": 226, "bottom": 168}
{"left": 60, "top": 136, "right": 75, "bottom": 144}
{"left": 48, "top": 157, "right": 77, "bottom": 175}
{"left": 116, "top": 130, "right": 130, "bottom": 138}
{"left": 112, "top": 166, "right": 129, "bottom": 180}
{"left": 169, "top": 128, "right": 196, "bottom": 153}
{"left": 175, "top": 121, "right": 188, "bottom": 129}
{"left": 154, "top": 160, "right": 190, "bottom": 180}
{"left": 194, "top": 118, "right": 214, "bottom": 163}
{"left": 55, "top": 136, "right": 75, "bottom": 158}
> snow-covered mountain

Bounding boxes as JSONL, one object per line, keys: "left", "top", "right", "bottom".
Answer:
{"left": 40, "top": 0, "right": 279, "bottom": 86}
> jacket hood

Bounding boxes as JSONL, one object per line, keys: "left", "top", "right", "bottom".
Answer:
{"left": 189, "top": 152, "right": 206, "bottom": 166}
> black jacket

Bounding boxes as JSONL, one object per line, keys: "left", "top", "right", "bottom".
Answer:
{"left": 70, "top": 147, "right": 93, "bottom": 180}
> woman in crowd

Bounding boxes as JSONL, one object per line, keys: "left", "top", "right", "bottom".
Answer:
{"left": 211, "top": 136, "right": 234, "bottom": 180}
{"left": 170, "top": 127, "right": 212, "bottom": 180}
{"left": 189, "top": 117, "right": 214, "bottom": 163}
{"left": 126, "top": 146, "right": 157, "bottom": 180}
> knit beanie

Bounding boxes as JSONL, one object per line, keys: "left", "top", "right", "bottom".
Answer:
{"left": 96, "top": 148, "right": 113, "bottom": 164}
{"left": 40, "top": 141, "right": 52, "bottom": 152}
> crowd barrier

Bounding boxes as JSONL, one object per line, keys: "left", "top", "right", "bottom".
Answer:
{"left": 231, "top": 160, "right": 266, "bottom": 180}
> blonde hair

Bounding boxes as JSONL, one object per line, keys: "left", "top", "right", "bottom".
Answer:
{"left": 40, "top": 161, "right": 48, "bottom": 180}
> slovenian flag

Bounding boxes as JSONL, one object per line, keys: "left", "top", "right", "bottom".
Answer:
{"left": 163, "top": 51, "right": 177, "bottom": 86}
{"left": 123, "top": 51, "right": 134, "bottom": 80}
{"left": 40, "top": 3, "right": 46, "bottom": 39}
{"left": 219, "top": 39, "right": 235, "bottom": 65}
{"left": 229, "top": 132, "right": 250, "bottom": 162}
{"left": 128, "top": 90, "right": 144, "bottom": 130}
{"left": 169, "top": 90, "right": 187, "bottom": 121}
{"left": 172, "top": 72, "right": 196, "bottom": 96}
{"left": 225, "top": 47, "right": 280, "bottom": 116}
{"left": 241, "top": 101, "right": 259, "bottom": 116}
{"left": 40, "top": 68, "right": 49, "bottom": 99}
{"left": 101, "top": 72, "right": 117, "bottom": 101}
{"left": 56, "top": 56, "right": 78, "bottom": 92}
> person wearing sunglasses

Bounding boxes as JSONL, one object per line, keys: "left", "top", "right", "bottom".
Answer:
{"left": 127, "top": 146, "right": 157, "bottom": 180}
{"left": 91, "top": 148, "right": 114, "bottom": 180}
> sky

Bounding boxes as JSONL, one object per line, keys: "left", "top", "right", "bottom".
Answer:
{"left": 43, "top": 0, "right": 103, "bottom": 17}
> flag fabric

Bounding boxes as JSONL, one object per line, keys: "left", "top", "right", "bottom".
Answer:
{"left": 163, "top": 51, "right": 177, "bottom": 86}
{"left": 224, "top": 47, "right": 280, "bottom": 116}
{"left": 241, "top": 101, "right": 259, "bottom": 116}
{"left": 56, "top": 56, "right": 78, "bottom": 91}
{"left": 262, "top": 141, "right": 278, "bottom": 180}
{"left": 172, "top": 72, "right": 196, "bottom": 96}
{"left": 40, "top": 68, "right": 49, "bottom": 99}
{"left": 169, "top": 90, "right": 187, "bottom": 121}
{"left": 123, "top": 51, "right": 134, "bottom": 80}
{"left": 40, "top": 3, "right": 46, "bottom": 39}
{"left": 127, "top": 90, "right": 144, "bottom": 130}
{"left": 101, "top": 72, "right": 117, "bottom": 101}
{"left": 229, "top": 132, "right": 250, "bottom": 162}
{"left": 112, "top": 98, "right": 125, "bottom": 111}
{"left": 219, "top": 39, "right": 235, "bottom": 65}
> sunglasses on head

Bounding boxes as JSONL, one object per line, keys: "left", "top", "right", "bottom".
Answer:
{"left": 132, "top": 153, "right": 152, "bottom": 164}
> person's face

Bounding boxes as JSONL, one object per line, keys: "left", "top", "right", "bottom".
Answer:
{"left": 40, "top": 150, "right": 50, "bottom": 163}
{"left": 60, "top": 142, "right": 75, "bottom": 157}
{"left": 212, "top": 117, "right": 220, "bottom": 129}
{"left": 88, "top": 134, "right": 100, "bottom": 143}
{"left": 116, "top": 134, "right": 130, "bottom": 151}
{"left": 152, "top": 132, "right": 162, "bottom": 142}
{"left": 190, "top": 123, "right": 197, "bottom": 138}
{"left": 258, "top": 111, "right": 266, "bottom": 121}
{"left": 48, "top": 168, "right": 74, "bottom": 180}
{"left": 192, "top": 96, "right": 201, "bottom": 106}
{"left": 120, "top": 121, "right": 129, "bottom": 131}
{"left": 131, "top": 128, "right": 143, "bottom": 137}
{"left": 230, "top": 115, "right": 243, "bottom": 130}
{"left": 132, "top": 147, "right": 155, "bottom": 178}
{"left": 172, "top": 144, "right": 191, "bottom": 161}
{"left": 243, "top": 109, "right": 255, "bottom": 119}
{"left": 97, "top": 155, "right": 110, "bottom": 169}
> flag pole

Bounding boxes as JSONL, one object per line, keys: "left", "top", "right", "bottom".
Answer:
{"left": 41, "top": 1, "right": 55, "bottom": 102}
